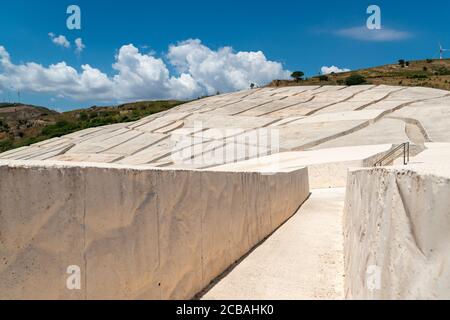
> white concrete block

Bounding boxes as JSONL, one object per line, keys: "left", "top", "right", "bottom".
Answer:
{"left": 0, "top": 160, "right": 309, "bottom": 300}
{"left": 344, "top": 165, "right": 450, "bottom": 299}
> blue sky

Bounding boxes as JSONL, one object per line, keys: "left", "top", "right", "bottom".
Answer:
{"left": 0, "top": 0, "right": 449, "bottom": 110}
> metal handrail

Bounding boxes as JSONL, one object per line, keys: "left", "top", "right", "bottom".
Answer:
{"left": 374, "top": 142, "right": 410, "bottom": 167}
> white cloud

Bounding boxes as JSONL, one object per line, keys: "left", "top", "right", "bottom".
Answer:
{"left": 167, "top": 39, "right": 290, "bottom": 95}
{"left": 74, "top": 38, "right": 85, "bottom": 54}
{"left": 48, "top": 33, "right": 71, "bottom": 48}
{"left": 0, "top": 40, "right": 290, "bottom": 102}
{"left": 321, "top": 65, "right": 351, "bottom": 75}
{"left": 335, "top": 26, "right": 412, "bottom": 42}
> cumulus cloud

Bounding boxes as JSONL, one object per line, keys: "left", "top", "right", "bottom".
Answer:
{"left": 74, "top": 38, "right": 85, "bottom": 54}
{"left": 0, "top": 39, "right": 290, "bottom": 102}
{"left": 321, "top": 65, "right": 351, "bottom": 75}
{"left": 167, "top": 39, "right": 290, "bottom": 95}
{"left": 335, "top": 26, "right": 412, "bottom": 42}
{"left": 48, "top": 33, "right": 71, "bottom": 48}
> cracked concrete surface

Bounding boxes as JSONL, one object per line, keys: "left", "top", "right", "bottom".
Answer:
{"left": 2, "top": 85, "right": 448, "bottom": 167}
{"left": 2, "top": 85, "right": 450, "bottom": 300}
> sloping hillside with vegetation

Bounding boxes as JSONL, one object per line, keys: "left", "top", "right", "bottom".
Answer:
{"left": 271, "top": 58, "right": 450, "bottom": 90}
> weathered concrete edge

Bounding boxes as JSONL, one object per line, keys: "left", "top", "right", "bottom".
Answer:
{"left": 0, "top": 160, "right": 310, "bottom": 299}
{"left": 0, "top": 159, "right": 304, "bottom": 174}
{"left": 343, "top": 164, "right": 450, "bottom": 299}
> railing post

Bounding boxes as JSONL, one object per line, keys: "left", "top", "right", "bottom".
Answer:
{"left": 407, "top": 142, "right": 410, "bottom": 163}
{"left": 404, "top": 143, "right": 406, "bottom": 165}
{"left": 374, "top": 142, "right": 410, "bottom": 167}
{"left": 402, "top": 142, "right": 410, "bottom": 165}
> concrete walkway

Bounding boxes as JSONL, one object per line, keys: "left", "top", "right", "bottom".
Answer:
{"left": 201, "top": 188, "right": 346, "bottom": 300}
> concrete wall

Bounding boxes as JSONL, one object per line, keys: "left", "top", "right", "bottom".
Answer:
{"left": 343, "top": 165, "right": 450, "bottom": 299}
{"left": 291, "top": 147, "right": 394, "bottom": 189}
{"left": 211, "top": 145, "right": 394, "bottom": 190}
{"left": 308, "top": 160, "right": 365, "bottom": 189}
{"left": 0, "top": 160, "right": 309, "bottom": 300}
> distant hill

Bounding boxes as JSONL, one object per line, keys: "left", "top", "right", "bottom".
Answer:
{"left": 0, "top": 100, "right": 184, "bottom": 153}
{"left": 270, "top": 58, "right": 450, "bottom": 90}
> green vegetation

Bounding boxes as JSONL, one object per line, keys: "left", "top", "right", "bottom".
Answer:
{"left": 0, "top": 100, "right": 185, "bottom": 153}
{"left": 434, "top": 66, "right": 450, "bottom": 76}
{"left": 41, "top": 120, "right": 80, "bottom": 138}
{"left": 0, "top": 119, "right": 9, "bottom": 131}
{"left": 269, "top": 58, "right": 450, "bottom": 91}
{"left": 291, "top": 71, "right": 304, "bottom": 82}
{"left": 0, "top": 139, "right": 13, "bottom": 152}
{"left": 407, "top": 74, "right": 428, "bottom": 80}
{"left": 345, "top": 74, "right": 366, "bottom": 86}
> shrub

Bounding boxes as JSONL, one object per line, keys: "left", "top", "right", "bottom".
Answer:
{"left": 434, "top": 66, "right": 450, "bottom": 76}
{"left": 41, "top": 120, "right": 80, "bottom": 138}
{"left": 345, "top": 74, "right": 366, "bottom": 86}
{"left": 79, "top": 112, "right": 88, "bottom": 121}
{"left": 0, "top": 119, "right": 9, "bottom": 131}
{"left": 407, "top": 74, "right": 428, "bottom": 79}
{"left": 427, "top": 59, "right": 433, "bottom": 63}
{"left": 0, "top": 138, "right": 13, "bottom": 152}
{"left": 291, "top": 71, "right": 305, "bottom": 82}
{"left": 318, "top": 75, "right": 329, "bottom": 81}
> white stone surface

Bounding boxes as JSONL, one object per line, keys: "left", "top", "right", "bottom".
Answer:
{"left": 2, "top": 85, "right": 450, "bottom": 169}
{"left": 288, "top": 110, "right": 384, "bottom": 124}
{"left": 410, "top": 143, "right": 450, "bottom": 164}
{"left": 311, "top": 118, "right": 410, "bottom": 149}
{"left": 3, "top": 84, "right": 450, "bottom": 300}
{"left": 202, "top": 188, "right": 345, "bottom": 300}
{"left": 0, "top": 160, "right": 309, "bottom": 300}
{"left": 211, "top": 144, "right": 393, "bottom": 188}
{"left": 344, "top": 164, "right": 450, "bottom": 299}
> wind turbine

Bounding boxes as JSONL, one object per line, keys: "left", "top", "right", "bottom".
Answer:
{"left": 439, "top": 43, "right": 450, "bottom": 60}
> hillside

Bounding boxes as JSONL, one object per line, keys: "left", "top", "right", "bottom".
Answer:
{"left": 3, "top": 84, "right": 449, "bottom": 167}
{"left": 3, "top": 58, "right": 450, "bottom": 154}
{"left": 0, "top": 100, "right": 184, "bottom": 152}
{"left": 270, "top": 58, "right": 450, "bottom": 90}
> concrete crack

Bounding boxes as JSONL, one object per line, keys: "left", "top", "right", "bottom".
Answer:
{"left": 395, "top": 177, "right": 427, "bottom": 258}
{"left": 354, "top": 87, "right": 408, "bottom": 111}
{"left": 305, "top": 85, "right": 378, "bottom": 116}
